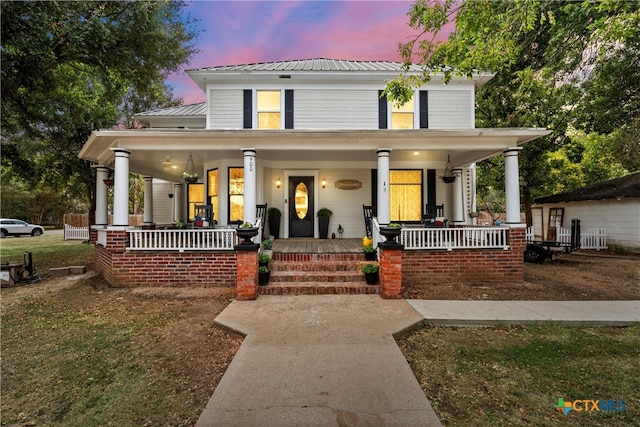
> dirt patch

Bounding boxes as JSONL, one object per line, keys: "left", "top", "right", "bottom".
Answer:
{"left": 402, "top": 250, "right": 640, "bottom": 300}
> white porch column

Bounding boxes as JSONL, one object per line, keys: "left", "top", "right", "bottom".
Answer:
{"left": 143, "top": 176, "right": 153, "bottom": 225}
{"left": 377, "top": 149, "right": 391, "bottom": 224}
{"left": 451, "top": 169, "right": 465, "bottom": 224}
{"left": 174, "top": 183, "right": 182, "bottom": 222}
{"left": 243, "top": 148, "right": 257, "bottom": 225}
{"left": 504, "top": 147, "right": 523, "bottom": 224}
{"left": 469, "top": 163, "right": 477, "bottom": 225}
{"left": 112, "top": 149, "right": 130, "bottom": 227}
{"left": 95, "top": 166, "right": 109, "bottom": 226}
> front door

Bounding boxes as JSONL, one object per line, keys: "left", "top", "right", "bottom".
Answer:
{"left": 289, "top": 176, "right": 314, "bottom": 237}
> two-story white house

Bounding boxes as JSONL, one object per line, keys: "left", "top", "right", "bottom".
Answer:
{"left": 79, "top": 58, "right": 549, "bottom": 295}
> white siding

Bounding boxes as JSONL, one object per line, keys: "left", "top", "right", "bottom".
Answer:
{"left": 295, "top": 90, "right": 378, "bottom": 129}
{"left": 538, "top": 199, "right": 640, "bottom": 249}
{"left": 152, "top": 179, "right": 175, "bottom": 224}
{"left": 428, "top": 90, "right": 473, "bottom": 129}
{"left": 209, "top": 89, "right": 243, "bottom": 129}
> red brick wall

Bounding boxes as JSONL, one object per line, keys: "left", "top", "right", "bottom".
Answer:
{"left": 402, "top": 227, "right": 525, "bottom": 284}
{"left": 93, "top": 230, "right": 236, "bottom": 287}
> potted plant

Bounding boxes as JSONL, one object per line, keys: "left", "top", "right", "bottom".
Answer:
{"left": 258, "top": 266, "right": 271, "bottom": 286}
{"left": 183, "top": 171, "right": 199, "bottom": 184}
{"left": 363, "top": 245, "right": 377, "bottom": 261}
{"left": 258, "top": 253, "right": 271, "bottom": 268}
{"left": 379, "top": 222, "right": 402, "bottom": 243}
{"left": 359, "top": 261, "right": 379, "bottom": 285}
{"left": 267, "top": 207, "right": 282, "bottom": 239}
{"left": 317, "top": 207, "right": 333, "bottom": 239}
{"left": 236, "top": 222, "right": 259, "bottom": 243}
{"left": 262, "top": 239, "right": 273, "bottom": 250}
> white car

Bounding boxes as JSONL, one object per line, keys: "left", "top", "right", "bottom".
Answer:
{"left": 0, "top": 218, "right": 44, "bottom": 238}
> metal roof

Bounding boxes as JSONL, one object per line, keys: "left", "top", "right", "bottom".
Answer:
{"left": 535, "top": 172, "right": 640, "bottom": 203}
{"left": 136, "top": 103, "right": 206, "bottom": 117}
{"left": 188, "top": 58, "right": 425, "bottom": 73}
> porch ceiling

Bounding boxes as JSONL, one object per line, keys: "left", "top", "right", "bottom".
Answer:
{"left": 79, "top": 128, "right": 550, "bottom": 181}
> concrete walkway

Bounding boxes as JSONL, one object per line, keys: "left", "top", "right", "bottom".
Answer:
{"left": 197, "top": 297, "right": 639, "bottom": 426}
{"left": 197, "top": 295, "right": 442, "bottom": 427}
{"left": 409, "top": 300, "right": 640, "bottom": 327}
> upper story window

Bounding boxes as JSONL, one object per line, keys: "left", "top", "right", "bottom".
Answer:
{"left": 391, "top": 96, "right": 415, "bottom": 129}
{"left": 257, "top": 90, "right": 281, "bottom": 129}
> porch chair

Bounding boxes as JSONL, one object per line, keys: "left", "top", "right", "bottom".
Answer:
{"left": 423, "top": 204, "right": 446, "bottom": 227}
{"left": 193, "top": 205, "right": 213, "bottom": 227}
{"left": 363, "top": 205, "right": 374, "bottom": 237}
{"left": 256, "top": 203, "right": 268, "bottom": 238}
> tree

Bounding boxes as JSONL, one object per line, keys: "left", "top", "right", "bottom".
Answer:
{"left": 1, "top": 1, "right": 198, "bottom": 223}
{"left": 387, "top": 0, "right": 640, "bottom": 224}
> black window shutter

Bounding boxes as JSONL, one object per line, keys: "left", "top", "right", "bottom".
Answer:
{"left": 284, "top": 90, "right": 294, "bottom": 129}
{"left": 243, "top": 90, "right": 252, "bottom": 129}
{"left": 378, "top": 90, "right": 387, "bottom": 129}
{"left": 427, "top": 169, "right": 436, "bottom": 210}
{"left": 419, "top": 91, "right": 428, "bottom": 129}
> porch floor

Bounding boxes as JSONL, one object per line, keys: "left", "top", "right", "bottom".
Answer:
{"left": 270, "top": 238, "right": 362, "bottom": 254}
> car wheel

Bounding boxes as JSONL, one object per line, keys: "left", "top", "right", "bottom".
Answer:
{"left": 0, "top": 229, "right": 6, "bottom": 238}
{"left": 524, "top": 244, "right": 546, "bottom": 264}
{"left": 32, "top": 229, "right": 43, "bottom": 237}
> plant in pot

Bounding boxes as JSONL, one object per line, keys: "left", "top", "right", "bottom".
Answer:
{"left": 359, "top": 261, "right": 379, "bottom": 285}
{"left": 317, "top": 207, "right": 333, "bottom": 239}
{"left": 363, "top": 246, "right": 377, "bottom": 261}
{"left": 267, "top": 207, "right": 282, "bottom": 239}
{"left": 236, "top": 222, "right": 259, "bottom": 244}
{"left": 258, "top": 253, "right": 271, "bottom": 268}
{"left": 258, "top": 266, "right": 271, "bottom": 286}
{"left": 183, "top": 171, "right": 199, "bottom": 184}
{"left": 379, "top": 222, "right": 402, "bottom": 243}
{"left": 262, "top": 239, "right": 273, "bottom": 250}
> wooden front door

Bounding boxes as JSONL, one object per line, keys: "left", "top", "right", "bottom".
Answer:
{"left": 289, "top": 176, "right": 314, "bottom": 237}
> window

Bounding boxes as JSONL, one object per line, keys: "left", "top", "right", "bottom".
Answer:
{"left": 390, "top": 170, "right": 423, "bottom": 221}
{"left": 257, "top": 90, "right": 281, "bottom": 129}
{"left": 228, "top": 167, "right": 244, "bottom": 223}
{"left": 391, "top": 95, "right": 414, "bottom": 129}
{"left": 207, "top": 168, "right": 219, "bottom": 222}
{"left": 187, "top": 183, "right": 204, "bottom": 220}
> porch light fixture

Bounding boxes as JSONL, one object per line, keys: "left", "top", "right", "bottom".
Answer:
{"left": 162, "top": 156, "right": 175, "bottom": 171}
{"left": 440, "top": 154, "right": 456, "bottom": 184}
{"left": 321, "top": 177, "right": 327, "bottom": 189}
{"left": 275, "top": 177, "right": 281, "bottom": 188}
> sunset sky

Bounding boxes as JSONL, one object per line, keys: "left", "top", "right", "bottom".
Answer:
{"left": 169, "top": 0, "right": 423, "bottom": 104}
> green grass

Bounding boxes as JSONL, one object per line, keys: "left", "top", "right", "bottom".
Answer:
{"left": 0, "top": 233, "right": 93, "bottom": 273}
{"left": 1, "top": 294, "right": 198, "bottom": 426}
{"left": 399, "top": 325, "right": 640, "bottom": 426}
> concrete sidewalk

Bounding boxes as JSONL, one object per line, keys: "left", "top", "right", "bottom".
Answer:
{"left": 197, "top": 297, "right": 639, "bottom": 426}
{"left": 197, "top": 295, "right": 441, "bottom": 427}
{"left": 408, "top": 300, "right": 640, "bottom": 327}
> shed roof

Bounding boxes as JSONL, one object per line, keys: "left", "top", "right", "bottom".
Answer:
{"left": 136, "top": 102, "right": 206, "bottom": 117}
{"left": 187, "top": 58, "right": 425, "bottom": 73}
{"left": 535, "top": 172, "right": 640, "bottom": 203}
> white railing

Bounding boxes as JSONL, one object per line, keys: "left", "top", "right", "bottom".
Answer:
{"left": 400, "top": 226, "right": 509, "bottom": 250}
{"left": 64, "top": 224, "right": 89, "bottom": 240}
{"left": 96, "top": 229, "right": 107, "bottom": 247}
{"left": 371, "top": 218, "right": 509, "bottom": 251}
{"left": 526, "top": 226, "right": 534, "bottom": 243}
{"left": 127, "top": 228, "right": 238, "bottom": 251}
{"left": 526, "top": 226, "right": 607, "bottom": 250}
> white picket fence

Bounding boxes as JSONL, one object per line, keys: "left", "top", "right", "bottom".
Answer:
{"left": 64, "top": 224, "right": 89, "bottom": 240}
{"left": 526, "top": 226, "right": 607, "bottom": 250}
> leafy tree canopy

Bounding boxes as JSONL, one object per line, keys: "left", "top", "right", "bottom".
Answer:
{"left": 387, "top": 0, "right": 639, "bottom": 223}
{"left": 1, "top": 0, "right": 198, "bottom": 220}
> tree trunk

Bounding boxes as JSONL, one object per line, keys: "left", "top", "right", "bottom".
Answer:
{"left": 522, "top": 187, "right": 533, "bottom": 227}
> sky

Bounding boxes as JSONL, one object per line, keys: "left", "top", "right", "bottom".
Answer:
{"left": 168, "top": 0, "right": 425, "bottom": 104}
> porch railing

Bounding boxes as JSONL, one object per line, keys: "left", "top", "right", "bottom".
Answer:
{"left": 64, "top": 224, "right": 89, "bottom": 240}
{"left": 127, "top": 228, "right": 238, "bottom": 251}
{"left": 371, "top": 218, "right": 509, "bottom": 250}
